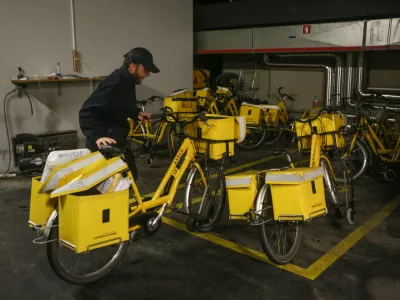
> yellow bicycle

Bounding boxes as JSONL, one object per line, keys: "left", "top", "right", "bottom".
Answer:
{"left": 237, "top": 87, "right": 294, "bottom": 149}
{"left": 186, "top": 107, "right": 355, "bottom": 265}
{"left": 28, "top": 111, "right": 245, "bottom": 284}
{"left": 346, "top": 102, "right": 400, "bottom": 181}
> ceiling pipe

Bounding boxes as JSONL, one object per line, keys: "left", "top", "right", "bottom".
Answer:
{"left": 276, "top": 53, "right": 342, "bottom": 107}
{"left": 345, "top": 52, "right": 357, "bottom": 108}
{"left": 262, "top": 54, "right": 333, "bottom": 106}
{"left": 357, "top": 52, "right": 400, "bottom": 101}
{"left": 367, "top": 87, "right": 400, "bottom": 93}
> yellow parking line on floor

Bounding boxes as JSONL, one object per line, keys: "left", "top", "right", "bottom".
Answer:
{"left": 162, "top": 216, "right": 312, "bottom": 279}
{"left": 305, "top": 195, "right": 400, "bottom": 280}
{"left": 163, "top": 195, "right": 400, "bottom": 281}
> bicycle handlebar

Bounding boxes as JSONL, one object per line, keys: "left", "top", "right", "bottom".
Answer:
{"left": 162, "top": 109, "right": 211, "bottom": 128}
{"left": 278, "top": 87, "right": 295, "bottom": 101}
{"left": 294, "top": 106, "right": 343, "bottom": 124}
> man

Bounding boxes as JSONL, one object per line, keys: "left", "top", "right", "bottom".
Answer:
{"left": 79, "top": 47, "right": 160, "bottom": 181}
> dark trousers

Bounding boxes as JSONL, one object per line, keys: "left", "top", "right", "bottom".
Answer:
{"left": 123, "top": 146, "right": 138, "bottom": 182}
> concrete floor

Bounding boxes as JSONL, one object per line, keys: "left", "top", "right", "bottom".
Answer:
{"left": 1, "top": 144, "right": 399, "bottom": 300}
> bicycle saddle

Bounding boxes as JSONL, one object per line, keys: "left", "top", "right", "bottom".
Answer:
{"left": 100, "top": 145, "right": 124, "bottom": 158}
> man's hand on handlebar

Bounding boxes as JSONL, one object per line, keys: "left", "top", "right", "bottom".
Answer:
{"left": 96, "top": 137, "right": 116, "bottom": 149}
{"left": 139, "top": 111, "right": 152, "bottom": 122}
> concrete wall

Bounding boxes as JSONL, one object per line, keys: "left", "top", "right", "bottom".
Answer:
{"left": 0, "top": 0, "right": 193, "bottom": 172}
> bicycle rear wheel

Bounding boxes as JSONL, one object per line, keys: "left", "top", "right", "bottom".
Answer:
{"left": 47, "top": 215, "right": 129, "bottom": 284}
{"left": 167, "top": 123, "right": 183, "bottom": 159}
{"left": 184, "top": 163, "right": 226, "bottom": 232}
{"left": 257, "top": 185, "right": 302, "bottom": 264}
{"left": 236, "top": 123, "right": 267, "bottom": 150}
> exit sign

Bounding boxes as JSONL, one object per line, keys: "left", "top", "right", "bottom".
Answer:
{"left": 303, "top": 25, "right": 311, "bottom": 35}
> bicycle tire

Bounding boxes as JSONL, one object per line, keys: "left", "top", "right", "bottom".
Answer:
{"left": 184, "top": 164, "right": 226, "bottom": 232}
{"left": 330, "top": 138, "right": 369, "bottom": 183}
{"left": 236, "top": 123, "right": 267, "bottom": 150}
{"left": 167, "top": 123, "right": 180, "bottom": 158}
{"left": 46, "top": 215, "right": 129, "bottom": 285}
{"left": 257, "top": 185, "right": 302, "bottom": 264}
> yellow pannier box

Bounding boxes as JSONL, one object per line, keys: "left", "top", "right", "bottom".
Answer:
{"left": 195, "top": 87, "right": 214, "bottom": 109}
{"left": 295, "top": 113, "right": 346, "bottom": 150}
{"left": 185, "top": 115, "right": 245, "bottom": 160}
{"left": 226, "top": 170, "right": 265, "bottom": 220}
{"left": 261, "top": 104, "right": 282, "bottom": 126}
{"left": 265, "top": 167, "right": 327, "bottom": 222}
{"left": 28, "top": 176, "right": 57, "bottom": 228}
{"left": 58, "top": 189, "right": 129, "bottom": 254}
{"left": 164, "top": 89, "right": 197, "bottom": 121}
{"left": 240, "top": 103, "right": 263, "bottom": 125}
{"left": 193, "top": 69, "right": 210, "bottom": 90}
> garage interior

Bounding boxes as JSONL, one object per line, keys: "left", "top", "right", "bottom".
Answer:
{"left": 1, "top": 0, "right": 400, "bottom": 299}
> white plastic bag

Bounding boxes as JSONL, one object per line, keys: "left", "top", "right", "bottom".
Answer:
{"left": 40, "top": 149, "right": 91, "bottom": 183}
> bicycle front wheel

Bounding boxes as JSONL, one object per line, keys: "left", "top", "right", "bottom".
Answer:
{"left": 330, "top": 138, "right": 369, "bottom": 183}
{"left": 47, "top": 215, "right": 129, "bottom": 284}
{"left": 257, "top": 185, "right": 302, "bottom": 265}
{"left": 184, "top": 163, "right": 226, "bottom": 232}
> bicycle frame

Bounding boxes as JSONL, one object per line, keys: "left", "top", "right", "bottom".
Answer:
{"left": 127, "top": 137, "right": 206, "bottom": 232}
{"left": 129, "top": 118, "right": 168, "bottom": 144}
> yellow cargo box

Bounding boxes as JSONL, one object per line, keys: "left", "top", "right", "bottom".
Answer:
{"left": 240, "top": 103, "right": 263, "bottom": 125}
{"left": 226, "top": 170, "right": 265, "bottom": 220}
{"left": 184, "top": 115, "right": 245, "bottom": 160}
{"left": 265, "top": 167, "right": 327, "bottom": 222}
{"left": 58, "top": 189, "right": 129, "bottom": 254}
{"left": 164, "top": 89, "right": 197, "bottom": 120}
{"left": 28, "top": 176, "right": 57, "bottom": 228}
{"left": 295, "top": 113, "right": 346, "bottom": 150}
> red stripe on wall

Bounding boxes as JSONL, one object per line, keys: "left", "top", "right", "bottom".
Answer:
{"left": 197, "top": 49, "right": 252, "bottom": 54}
{"left": 253, "top": 46, "right": 363, "bottom": 52}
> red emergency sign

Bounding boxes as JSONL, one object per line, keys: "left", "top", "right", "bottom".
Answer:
{"left": 303, "top": 25, "right": 311, "bottom": 35}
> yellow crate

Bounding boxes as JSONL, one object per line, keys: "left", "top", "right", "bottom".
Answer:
{"left": 184, "top": 115, "right": 244, "bottom": 160}
{"left": 240, "top": 103, "right": 263, "bottom": 125}
{"left": 193, "top": 69, "right": 210, "bottom": 90}
{"left": 28, "top": 176, "right": 57, "bottom": 228}
{"left": 164, "top": 89, "right": 197, "bottom": 121}
{"left": 261, "top": 105, "right": 282, "bottom": 126}
{"left": 195, "top": 87, "right": 214, "bottom": 108}
{"left": 215, "top": 86, "right": 232, "bottom": 97}
{"left": 226, "top": 170, "right": 265, "bottom": 220}
{"left": 58, "top": 189, "right": 129, "bottom": 254}
{"left": 265, "top": 167, "right": 327, "bottom": 221}
{"left": 295, "top": 113, "right": 346, "bottom": 150}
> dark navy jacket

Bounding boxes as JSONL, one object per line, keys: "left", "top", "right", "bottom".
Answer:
{"left": 79, "top": 64, "right": 141, "bottom": 151}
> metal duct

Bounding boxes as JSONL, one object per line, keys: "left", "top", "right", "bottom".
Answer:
{"left": 357, "top": 52, "right": 400, "bottom": 101}
{"left": 276, "top": 53, "right": 342, "bottom": 106}
{"left": 262, "top": 54, "right": 333, "bottom": 106}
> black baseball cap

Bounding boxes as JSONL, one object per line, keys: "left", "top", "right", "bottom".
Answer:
{"left": 123, "top": 47, "right": 160, "bottom": 73}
